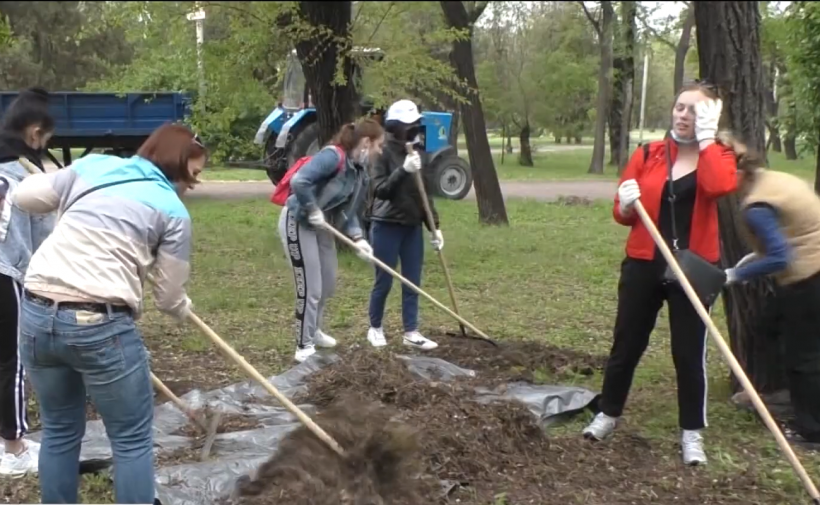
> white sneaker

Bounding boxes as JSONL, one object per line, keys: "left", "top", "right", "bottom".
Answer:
{"left": 0, "top": 440, "right": 39, "bottom": 477}
{"left": 367, "top": 327, "right": 387, "bottom": 347}
{"left": 681, "top": 430, "right": 707, "bottom": 466}
{"left": 402, "top": 331, "right": 438, "bottom": 350}
{"left": 582, "top": 412, "right": 618, "bottom": 441}
{"left": 314, "top": 330, "right": 337, "bottom": 348}
{"left": 294, "top": 345, "right": 316, "bottom": 363}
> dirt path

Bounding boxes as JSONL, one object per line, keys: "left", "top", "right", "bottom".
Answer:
{"left": 185, "top": 179, "right": 617, "bottom": 202}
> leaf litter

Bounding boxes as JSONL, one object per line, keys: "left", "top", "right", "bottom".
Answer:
{"left": 227, "top": 337, "right": 788, "bottom": 504}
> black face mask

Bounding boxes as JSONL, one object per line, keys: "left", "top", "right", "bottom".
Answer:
{"left": 404, "top": 126, "right": 420, "bottom": 142}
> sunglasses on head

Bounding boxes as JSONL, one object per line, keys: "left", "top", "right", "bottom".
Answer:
{"left": 192, "top": 134, "right": 205, "bottom": 148}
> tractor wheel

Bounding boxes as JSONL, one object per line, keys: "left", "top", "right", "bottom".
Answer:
{"left": 286, "top": 122, "right": 321, "bottom": 168}
{"left": 264, "top": 135, "right": 288, "bottom": 185}
{"left": 431, "top": 154, "right": 472, "bottom": 200}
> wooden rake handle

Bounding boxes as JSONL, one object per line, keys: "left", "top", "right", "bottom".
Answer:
{"left": 407, "top": 143, "right": 464, "bottom": 326}
{"left": 320, "top": 222, "right": 493, "bottom": 342}
{"left": 149, "top": 372, "right": 205, "bottom": 427}
{"left": 633, "top": 199, "right": 820, "bottom": 502}
{"left": 185, "top": 311, "right": 346, "bottom": 457}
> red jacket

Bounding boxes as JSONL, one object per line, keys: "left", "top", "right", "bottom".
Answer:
{"left": 613, "top": 139, "right": 738, "bottom": 263}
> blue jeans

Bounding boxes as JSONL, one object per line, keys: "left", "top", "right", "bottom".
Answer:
{"left": 19, "top": 296, "right": 155, "bottom": 504}
{"left": 368, "top": 221, "right": 424, "bottom": 332}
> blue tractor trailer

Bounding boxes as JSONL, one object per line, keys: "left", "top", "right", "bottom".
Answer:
{"left": 0, "top": 91, "right": 192, "bottom": 168}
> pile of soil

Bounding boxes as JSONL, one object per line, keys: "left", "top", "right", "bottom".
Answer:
{"left": 228, "top": 338, "right": 788, "bottom": 504}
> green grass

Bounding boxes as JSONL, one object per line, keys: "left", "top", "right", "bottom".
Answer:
{"left": 7, "top": 197, "right": 815, "bottom": 503}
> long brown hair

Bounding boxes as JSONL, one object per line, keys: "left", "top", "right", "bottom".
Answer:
{"left": 331, "top": 119, "right": 384, "bottom": 153}
{"left": 137, "top": 123, "right": 207, "bottom": 185}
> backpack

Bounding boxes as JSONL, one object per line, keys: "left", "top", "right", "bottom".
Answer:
{"left": 270, "top": 145, "right": 346, "bottom": 206}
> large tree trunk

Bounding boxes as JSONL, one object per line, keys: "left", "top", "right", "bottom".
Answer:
{"left": 441, "top": 0, "right": 508, "bottom": 225}
{"left": 519, "top": 120, "right": 533, "bottom": 166}
{"left": 674, "top": 6, "right": 695, "bottom": 95}
{"left": 449, "top": 108, "right": 460, "bottom": 156}
{"left": 815, "top": 129, "right": 820, "bottom": 195}
{"left": 764, "top": 63, "right": 782, "bottom": 153}
{"left": 589, "top": 1, "right": 615, "bottom": 174}
{"left": 783, "top": 133, "right": 797, "bottom": 160}
{"left": 695, "top": 1, "right": 785, "bottom": 394}
{"left": 617, "top": 1, "right": 636, "bottom": 171}
{"left": 294, "top": 2, "right": 357, "bottom": 145}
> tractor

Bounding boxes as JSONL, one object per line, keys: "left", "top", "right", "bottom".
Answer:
{"left": 253, "top": 49, "right": 473, "bottom": 201}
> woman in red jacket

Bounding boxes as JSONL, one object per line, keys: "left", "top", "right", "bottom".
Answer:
{"left": 582, "top": 81, "right": 738, "bottom": 466}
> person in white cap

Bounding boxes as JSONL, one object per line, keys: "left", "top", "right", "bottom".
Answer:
{"left": 365, "top": 99, "right": 442, "bottom": 351}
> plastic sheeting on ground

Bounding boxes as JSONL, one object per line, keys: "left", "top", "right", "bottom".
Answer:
{"left": 26, "top": 352, "right": 598, "bottom": 505}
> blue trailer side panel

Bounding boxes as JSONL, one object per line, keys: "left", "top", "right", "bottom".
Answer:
{"left": 0, "top": 92, "right": 192, "bottom": 139}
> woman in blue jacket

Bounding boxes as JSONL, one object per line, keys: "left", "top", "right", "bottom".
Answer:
{"left": 278, "top": 119, "right": 385, "bottom": 363}
{"left": 0, "top": 87, "right": 55, "bottom": 477}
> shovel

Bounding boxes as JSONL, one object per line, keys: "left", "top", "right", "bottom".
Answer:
{"left": 149, "top": 372, "right": 222, "bottom": 461}
{"left": 633, "top": 199, "right": 820, "bottom": 504}
{"left": 320, "top": 222, "right": 498, "bottom": 346}
{"left": 185, "top": 311, "right": 347, "bottom": 457}
{"left": 407, "top": 143, "right": 496, "bottom": 347}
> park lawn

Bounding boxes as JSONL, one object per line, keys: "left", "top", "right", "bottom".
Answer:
{"left": 4, "top": 197, "right": 817, "bottom": 503}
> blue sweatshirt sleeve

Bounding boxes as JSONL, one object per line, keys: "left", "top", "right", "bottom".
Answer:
{"left": 289, "top": 147, "right": 342, "bottom": 213}
{"left": 733, "top": 204, "right": 790, "bottom": 282}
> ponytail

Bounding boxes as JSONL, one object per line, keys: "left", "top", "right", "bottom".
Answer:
{"left": 330, "top": 119, "right": 384, "bottom": 153}
{"left": 716, "top": 131, "right": 764, "bottom": 181}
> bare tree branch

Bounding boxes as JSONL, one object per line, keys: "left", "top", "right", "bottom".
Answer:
{"left": 578, "top": 1, "right": 601, "bottom": 36}
{"left": 469, "top": 0, "right": 490, "bottom": 23}
{"left": 636, "top": 8, "right": 677, "bottom": 50}
{"left": 364, "top": 2, "right": 395, "bottom": 45}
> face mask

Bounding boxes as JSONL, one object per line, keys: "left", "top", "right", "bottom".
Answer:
{"left": 356, "top": 147, "right": 370, "bottom": 165}
{"left": 670, "top": 130, "right": 697, "bottom": 145}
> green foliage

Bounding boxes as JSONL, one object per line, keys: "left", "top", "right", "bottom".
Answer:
{"left": 783, "top": 2, "right": 820, "bottom": 151}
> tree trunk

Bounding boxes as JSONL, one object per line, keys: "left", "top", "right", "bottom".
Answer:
{"left": 441, "top": 0, "right": 508, "bottom": 225}
{"left": 674, "top": 6, "right": 695, "bottom": 95}
{"left": 695, "top": 1, "right": 785, "bottom": 394}
{"left": 518, "top": 121, "right": 533, "bottom": 166}
{"left": 784, "top": 134, "right": 797, "bottom": 160}
{"left": 294, "top": 2, "right": 357, "bottom": 145}
{"left": 449, "top": 108, "right": 460, "bottom": 156}
{"left": 589, "top": 1, "right": 615, "bottom": 174}
{"left": 617, "top": 1, "right": 636, "bottom": 171}
{"left": 500, "top": 123, "right": 506, "bottom": 164}
{"left": 608, "top": 1, "right": 636, "bottom": 168}
{"left": 506, "top": 132, "right": 513, "bottom": 153}
{"left": 815, "top": 128, "right": 820, "bottom": 195}
{"left": 764, "top": 63, "right": 781, "bottom": 153}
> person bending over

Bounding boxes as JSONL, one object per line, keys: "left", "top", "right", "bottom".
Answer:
{"left": 583, "top": 81, "right": 739, "bottom": 466}
{"left": 723, "top": 135, "right": 820, "bottom": 446}
{"left": 366, "top": 99, "right": 442, "bottom": 351}
{"left": 11, "top": 123, "right": 205, "bottom": 504}
{"left": 278, "top": 119, "right": 385, "bottom": 363}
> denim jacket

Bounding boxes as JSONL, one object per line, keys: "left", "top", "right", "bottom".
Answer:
{"left": 0, "top": 158, "right": 56, "bottom": 281}
{"left": 286, "top": 145, "right": 370, "bottom": 239}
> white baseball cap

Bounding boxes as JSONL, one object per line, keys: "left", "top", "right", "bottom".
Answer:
{"left": 385, "top": 99, "right": 422, "bottom": 124}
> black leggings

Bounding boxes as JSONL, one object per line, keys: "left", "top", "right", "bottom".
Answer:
{"left": 0, "top": 274, "right": 28, "bottom": 441}
{"left": 599, "top": 258, "right": 711, "bottom": 430}
{"left": 777, "top": 271, "right": 820, "bottom": 441}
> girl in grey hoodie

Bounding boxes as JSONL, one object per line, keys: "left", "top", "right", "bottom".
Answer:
{"left": 0, "top": 87, "right": 56, "bottom": 476}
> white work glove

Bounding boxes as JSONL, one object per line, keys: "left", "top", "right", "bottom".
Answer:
{"left": 617, "top": 179, "right": 641, "bottom": 216}
{"left": 734, "top": 252, "right": 758, "bottom": 269}
{"left": 431, "top": 229, "right": 444, "bottom": 251}
{"left": 695, "top": 98, "right": 722, "bottom": 143}
{"left": 353, "top": 239, "right": 373, "bottom": 261}
{"left": 402, "top": 152, "right": 422, "bottom": 173}
{"left": 307, "top": 209, "right": 325, "bottom": 227}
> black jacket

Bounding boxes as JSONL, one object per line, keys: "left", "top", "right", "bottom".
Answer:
{"left": 367, "top": 135, "right": 439, "bottom": 231}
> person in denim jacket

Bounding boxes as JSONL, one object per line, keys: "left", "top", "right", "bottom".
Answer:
{"left": 277, "top": 119, "right": 385, "bottom": 363}
{"left": 0, "top": 87, "right": 56, "bottom": 476}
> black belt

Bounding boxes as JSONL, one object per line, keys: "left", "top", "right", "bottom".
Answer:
{"left": 24, "top": 291, "right": 131, "bottom": 314}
